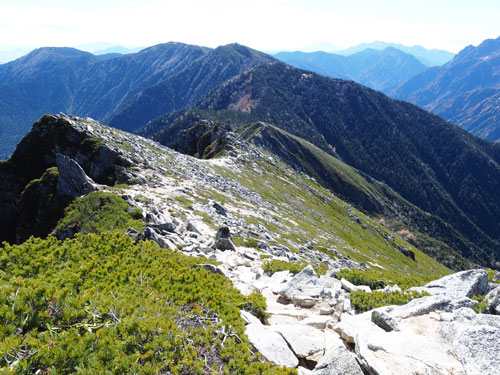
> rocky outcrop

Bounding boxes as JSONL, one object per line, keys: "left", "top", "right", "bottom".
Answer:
{"left": 56, "top": 153, "right": 97, "bottom": 197}
{"left": 0, "top": 114, "right": 144, "bottom": 243}
{"left": 410, "top": 269, "right": 490, "bottom": 299}
{"left": 333, "top": 295, "right": 500, "bottom": 375}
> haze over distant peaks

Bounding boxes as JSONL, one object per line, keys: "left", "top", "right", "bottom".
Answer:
{"left": 274, "top": 47, "right": 427, "bottom": 93}
{"left": 92, "top": 46, "right": 145, "bottom": 55}
{"left": 334, "top": 41, "right": 455, "bottom": 66}
{"left": 393, "top": 35, "right": 500, "bottom": 141}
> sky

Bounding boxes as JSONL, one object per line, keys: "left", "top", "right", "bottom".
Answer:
{"left": 0, "top": 0, "right": 499, "bottom": 53}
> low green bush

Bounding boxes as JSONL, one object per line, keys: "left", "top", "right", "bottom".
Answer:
{"left": 231, "top": 236, "right": 259, "bottom": 249}
{"left": 350, "top": 290, "right": 429, "bottom": 312}
{"left": 0, "top": 233, "right": 296, "bottom": 374}
{"left": 337, "top": 268, "right": 434, "bottom": 290}
{"left": 54, "top": 191, "right": 145, "bottom": 237}
{"left": 487, "top": 269, "right": 500, "bottom": 283}
{"left": 262, "top": 259, "right": 327, "bottom": 276}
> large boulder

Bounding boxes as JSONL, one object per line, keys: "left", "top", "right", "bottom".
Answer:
{"left": 245, "top": 323, "right": 299, "bottom": 368}
{"left": 215, "top": 226, "right": 236, "bottom": 251}
{"left": 410, "top": 269, "right": 489, "bottom": 299}
{"left": 439, "top": 308, "right": 500, "bottom": 375}
{"left": 279, "top": 265, "right": 324, "bottom": 304}
{"left": 56, "top": 153, "right": 97, "bottom": 197}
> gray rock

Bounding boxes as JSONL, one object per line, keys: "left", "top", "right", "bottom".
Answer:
{"left": 195, "top": 264, "right": 228, "bottom": 277}
{"left": 293, "top": 295, "right": 316, "bottom": 308}
{"left": 395, "top": 295, "right": 478, "bottom": 319}
{"left": 312, "top": 335, "right": 363, "bottom": 375}
{"left": 371, "top": 310, "right": 399, "bottom": 332}
{"left": 215, "top": 226, "right": 236, "bottom": 251}
{"left": 454, "top": 325, "right": 500, "bottom": 375}
{"left": 56, "top": 153, "right": 97, "bottom": 197}
{"left": 245, "top": 323, "right": 299, "bottom": 368}
{"left": 186, "top": 221, "right": 201, "bottom": 234}
{"left": 272, "top": 324, "right": 324, "bottom": 359}
{"left": 114, "top": 165, "right": 134, "bottom": 184}
{"left": 240, "top": 310, "right": 262, "bottom": 325}
{"left": 410, "top": 269, "right": 489, "bottom": 299}
{"left": 340, "top": 278, "right": 371, "bottom": 293}
{"left": 485, "top": 286, "right": 500, "bottom": 314}
{"left": 125, "top": 227, "right": 142, "bottom": 241}
{"left": 213, "top": 202, "right": 227, "bottom": 216}
{"left": 257, "top": 241, "right": 271, "bottom": 251}
{"left": 380, "top": 284, "right": 402, "bottom": 293}
{"left": 493, "top": 272, "right": 500, "bottom": 283}
{"left": 279, "top": 265, "right": 323, "bottom": 304}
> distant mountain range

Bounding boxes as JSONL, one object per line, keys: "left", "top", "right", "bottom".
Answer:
{"left": 274, "top": 47, "right": 427, "bottom": 93}
{"left": 92, "top": 46, "right": 145, "bottom": 55}
{"left": 334, "top": 41, "right": 455, "bottom": 67}
{"left": 147, "top": 62, "right": 500, "bottom": 267}
{"left": 0, "top": 43, "right": 273, "bottom": 158}
{"left": 393, "top": 36, "right": 500, "bottom": 142}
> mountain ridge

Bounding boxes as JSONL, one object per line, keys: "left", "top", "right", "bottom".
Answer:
{"left": 274, "top": 47, "right": 427, "bottom": 93}
{"left": 0, "top": 42, "right": 273, "bottom": 159}
{"left": 393, "top": 35, "right": 500, "bottom": 141}
{"left": 148, "top": 62, "right": 500, "bottom": 267}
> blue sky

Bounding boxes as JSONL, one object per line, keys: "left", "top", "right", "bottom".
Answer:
{"left": 0, "top": 0, "right": 499, "bottom": 52}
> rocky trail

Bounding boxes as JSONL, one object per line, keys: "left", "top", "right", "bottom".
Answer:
{"left": 9, "top": 114, "right": 500, "bottom": 374}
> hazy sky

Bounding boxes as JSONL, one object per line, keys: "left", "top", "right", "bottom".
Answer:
{"left": 0, "top": 0, "right": 499, "bottom": 53}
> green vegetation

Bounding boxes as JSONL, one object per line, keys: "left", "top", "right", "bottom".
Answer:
{"left": 54, "top": 192, "right": 145, "bottom": 236}
{"left": 262, "top": 260, "right": 328, "bottom": 276}
{"left": 488, "top": 269, "right": 500, "bottom": 283}
{"left": 472, "top": 295, "right": 489, "bottom": 313}
{"left": 0, "top": 233, "right": 295, "bottom": 374}
{"left": 350, "top": 290, "right": 429, "bottom": 312}
{"left": 231, "top": 236, "right": 259, "bottom": 249}
{"left": 213, "top": 155, "right": 450, "bottom": 280}
{"left": 16, "top": 167, "right": 72, "bottom": 243}
{"left": 79, "top": 138, "right": 104, "bottom": 154}
{"left": 337, "top": 268, "right": 434, "bottom": 290}
{"left": 158, "top": 62, "right": 500, "bottom": 268}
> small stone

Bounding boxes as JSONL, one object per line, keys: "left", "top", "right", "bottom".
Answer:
{"left": 293, "top": 295, "right": 316, "bottom": 308}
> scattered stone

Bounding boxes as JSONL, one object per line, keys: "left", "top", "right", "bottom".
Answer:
{"left": 485, "top": 286, "right": 500, "bottom": 314}
{"left": 186, "top": 221, "right": 201, "bottom": 234}
{"left": 493, "top": 272, "right": 500, "bottom": 282}
{"left": 319, "top": 306, "right": 335, "bottom": 315}
{"left": 293, "top": 295, "right": 316, "bottom": 308}
{"left": 215, "top": 226, "right": 236, "bottom": 251}
{"left": 213, "top": 202, "right": 227, "bottom": 216}
{"left": 245, "top": 323, "right": 299, "bottom": 368}
{"left": 340, "top": 278, "right": 371, "bottom": 293}
{"left": 194, "top": 264, "right": 228, "bottom": 277}
{"left": 380, "top": 284, "right": 402, "bottom": 293}
{"left": 240, "top": 310, "right": 262, "bottom": 325}
{"left": 257, "top": 241, "right": 271, "bottom": 251}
